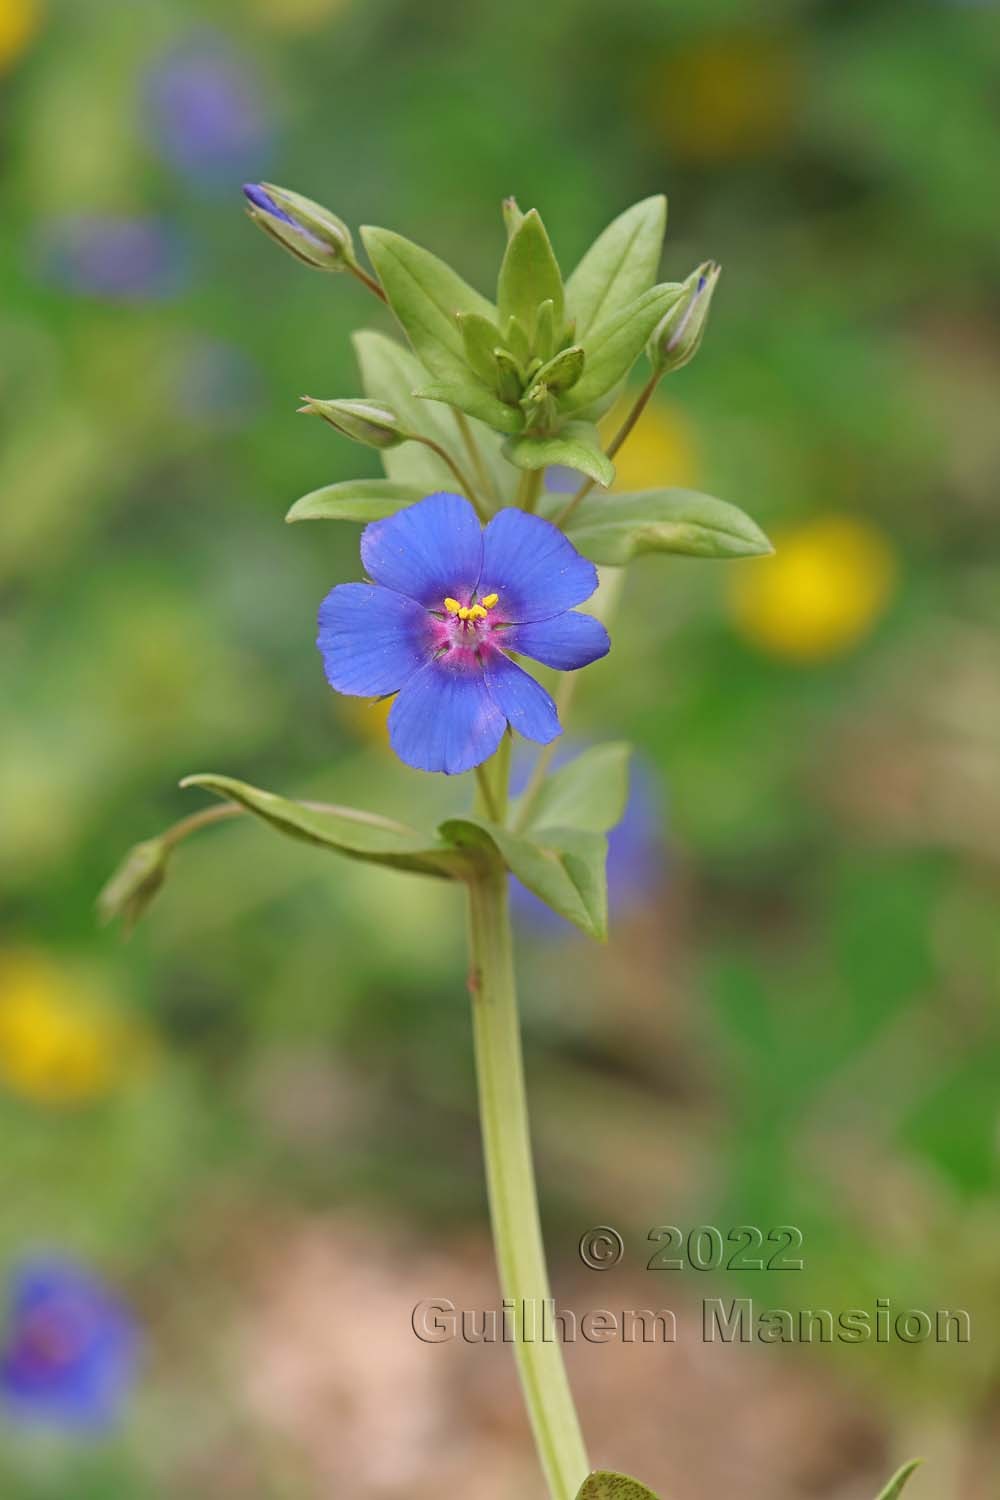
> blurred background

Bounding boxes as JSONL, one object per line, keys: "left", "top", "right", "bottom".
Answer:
{"left": 2, "top": 0, "right": 999, "bottom": 1495}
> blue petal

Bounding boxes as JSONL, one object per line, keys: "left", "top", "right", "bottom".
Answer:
{"left": 480, "top": 509, "right": 598, "bottom": 623}
{"left": 389, "top": 658, "right": 506, "bottom": 774}
{"left": 361, "top": 492, "right": 483, "bottom": 607}
{"left": 317, "top": 583, "right": 431, "bottom": 696}
{"left": 503, "top": 611, "right": 610, "bottom": 671}
{"left": 483, "top": 653, "right": 561, "bottom": 745}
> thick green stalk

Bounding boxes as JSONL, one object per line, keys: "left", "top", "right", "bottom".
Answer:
{"left": 466, "top": 862, "right": 589, "bottom": 1499}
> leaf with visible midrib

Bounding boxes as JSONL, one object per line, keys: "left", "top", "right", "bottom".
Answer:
{"left": 286, "top": 479, "right": 427, "bottom": 524}
{"left": 562, "top": 488, "right": 773, "bottom": 565}
{"left": 439, "top": 815, "right": 608, "bottom": 940}
{"left": 563, "top": 283, "right": 682, "bottom": 413}
{"left": 182, "top": 775, "right": 469, "bottom": 879}
{"left": 575, "top": 1472, "right": 662, "bottom": 1500}
{"left": 566, "top": 196, "right": 667, "bottom": 343}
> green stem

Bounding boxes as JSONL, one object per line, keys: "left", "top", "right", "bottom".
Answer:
{"left": 347, "top": 260, "right": 389, "bottom": 304}
{"left": 466, "top": 863, "right": 589, "bottom": 1500}
{"left": 553, "top": 370, "right": 662, "bottom": 530}
{"left": 517, "top": 467, "right": 544, "bottom": 513}
{"left": 454, "top": 409, "right": 498, "bottom": 507}
{"left": 416, "top": 436, "right": 490, "bottom": 521}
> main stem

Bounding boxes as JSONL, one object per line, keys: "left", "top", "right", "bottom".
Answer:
{"left": 465, "top": 864, "right": 589, "bottom": 1499}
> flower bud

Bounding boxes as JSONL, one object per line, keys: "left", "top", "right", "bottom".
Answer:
{"left": 647, "top": 260, "right": 720, "bottom": 374}
{"left": 242, "top": 182, "right": 356, "bottom": 271}
{"left": 299, "top": 397, "right": 408, "bottom": 449}
{"left": 97, "top": 838, "right": 169, "bottom": 933}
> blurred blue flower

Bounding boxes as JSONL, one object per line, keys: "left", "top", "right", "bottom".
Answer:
{"left": 169, "top": 336, "right": 262, "bottom": 428}
{"left": 512, "top": 752, "right": 668, "bottom": 932}
{"left": 0, "top": 1258, "right": 139, "bottom": 1432}
{"left": 37, "top": 215, "right": 188, "bottom": 301}
{"left": 544, "top": 465, "right": 582, "bottom": 494}
{"left": 317, "top": 493, "right": 610, "bottom": 775}
{"left": 144, "top": 35, "right": 274, "bottom": 186}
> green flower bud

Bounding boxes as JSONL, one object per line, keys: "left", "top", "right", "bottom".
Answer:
{"left": 299, "top": 397, "right": 408, "bottom": 449}
{"left": 97, "top": 838, "right": 169, "bottom": 933}
{"left": 243, "top": 183, "right": 357, "bottom": 272}
{"left": 534, "top": 344, "right": 585, "bottom": 395}
{"left": 647, "top": 261, "right": 720, "bottom": 374}
{"left": 502, "top": 196, "right": 525, "bottom": 241}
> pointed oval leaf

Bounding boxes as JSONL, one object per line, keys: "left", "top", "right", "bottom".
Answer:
{"left": 497, "top": 209, "right": 565, "bottom": 342}
{"left": 504, "top": 423, "right": 614, "bottom": 488}
{"left": 563, "top": 283, "right": 683, "bottom": 413}
{"left": 416, "top": 382, "right": 524, "bottom": 435}
{"left": 876, "top": 1460, "right": 923, "bottom": 1500}
{"left": 286, "top": 479, "right": 428, "bottom": 524}
{"left": 563, "top": 488, "right": 773, "bottom": 564}
{"left": 183, "top": 775, "right": 470, "bottom": 879}
{"left": 514, "top": 742, "right": 632, "bottom": 835}
{"left": 361, "top": 225, "right": 495, "bottom": 383}
{"left": 576, "top": 1472, "right": 662, "bottom": 1500}
{"left": 440, "top": 815, "right": 608, "bottom": 939}
{"left": 458, "top": 312, "right": 504, "bottom": 386}
{"left": 566, "top": 196, "right": 667, "bottom": 343}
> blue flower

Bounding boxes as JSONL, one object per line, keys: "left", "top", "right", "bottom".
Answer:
{"left": 144, "top": 36, "right": 274, "bottom": 187}
{"left": 0, "top": 1258, "right": 139, "bottom": 1432}
{"left": 317, "top": 493, "right": 610, "bottom": 775}
{"left": 36, "top": 216, "right": 188, "bottom": 302}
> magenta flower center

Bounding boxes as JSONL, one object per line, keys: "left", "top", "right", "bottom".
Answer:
{"left": 430, "top": 589, "right": 508, "bottom": 665}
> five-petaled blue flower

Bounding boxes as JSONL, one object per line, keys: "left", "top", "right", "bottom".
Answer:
{"left": 0, "top": 1258, "right": 139, "bottom": 1432}
{"left": 317, "top": 493, "right": 611, "bottom": 775}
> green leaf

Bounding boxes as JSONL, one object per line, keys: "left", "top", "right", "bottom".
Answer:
{"left": 458, "top": 312, "right": 503, "bottom": 386}
{"left": 286, "top": 479, "right": 427, "bottom": 525}
{"left": 360, "top": 226, "right": 495, "bottom": 383}
{"left": 563, "top": 283, "right": 683, "bottom": 412}
{"left": 503, "top": 315, "right": 532, "bottom": 365}
{"left": 562, "top": 488, "right": 773, "bottom": 565}
{"left": 439, "top": 816, "right": 608, "bottom": 939}
{"left": 566, "top": 196, "right": 667, "bottom": 343}
{"left": 353, "top": 330, "right": 456, "bottom": 488}
{"left": 503, "top": 423, "right": 614, "bottom": 488}
{"left": 497, "top": 209, "right": 565, "bottom": 342}
{"left": 514, "top": 742, "right": 632, "bottom": 835}
{"left": 575, "top": 1472, "right": 662, "bottom": 1500}
{"left": 416, "top": 381, "right": 524, "bottom": 435}
{"left": 535, "top": 298, "right": 556, "bottom": 362}
{"left": 875, "top": 1460, "right": 923, "bottom": 1500}
{"left": 182, "top": 775, "right": 470, "bottom": 880}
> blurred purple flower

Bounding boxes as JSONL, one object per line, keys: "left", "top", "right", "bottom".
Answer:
{"left": 169, "top": 337, "right": 262, "bottom": 427}
{"left": 144, "top": 36, "right": 274, "bottom": 186}
{"left": 544, "top": 465, "right": 583, "bottom": 495}
{"left": 37, "top": 215, "right": 188, "bottom": 301}
{"left": 0, "top": 1258, "right": 139, "bottom": 1432}
{"left": 512, "top": 752, "right": 668, "bottom": 932}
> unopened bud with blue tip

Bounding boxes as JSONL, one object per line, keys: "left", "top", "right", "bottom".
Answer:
{"left": 647, "top": 261, "right": 720, "bottom": 374}
{"left": 242, "top": 182, "right": 356, "bottom": 272}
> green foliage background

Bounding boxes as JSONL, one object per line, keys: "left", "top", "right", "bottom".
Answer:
{"left": 1, "top": 0, "right": 998, "bottom": 1495}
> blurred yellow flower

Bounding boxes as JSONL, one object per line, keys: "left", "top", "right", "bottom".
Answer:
{"left": 0, "top": 952, "right": 148, "bottom": 1107}
{"left": 644, "top": 35, "right": 801, "bottom": 162}
{"left": 729, "top": 515, "right": 897, "bottom": 662}
{"left": 336, "top": 693, "right": 392, "bottom": 750}
{"left": 605, "top": 399, "right": 701, "bottom": 493}
{"left": 0, "top": 0, "right": 41, "bottom": 71}
{"left": 253, "top": 0, "right": 353, "bottom": 32}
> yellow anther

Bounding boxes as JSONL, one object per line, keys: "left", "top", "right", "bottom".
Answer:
{"left": 444, "top": 597, "right": 461, "bottom": 615}
{"left": 480, "top": 592, "right": 499, "bottom": 609}
{"left": 468, "top": 604, "right": 488, "bottom": 620}
{"left": 458, "top": 606, "right": 472, "bottom": 620}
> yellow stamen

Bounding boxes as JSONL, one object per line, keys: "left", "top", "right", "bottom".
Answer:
{"left": 468, "top": 604, "right": 488, "bottom": 620}
{"left": 458, "top": 606, "right": 472, "bottom": 620}
{"left": 444, "top": 597, "right": 461, "bottom": 614}
{"left": 480, "top": 592, "right": 499, "bottom": 609}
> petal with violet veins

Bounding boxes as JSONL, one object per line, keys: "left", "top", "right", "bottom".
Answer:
{"left": 361, "top": 492, "right": 482, "bottom": 608}
{"left": 502, "top": 610, "right": 610, "bottom": 671}
{"left": 482, "top": 651, "right": 561, "bottom": 745}
{"left": 480, "top": 509, "right": 598, "bottom": 623}
{"left": 388, "top": 657, "right": 506, "bottom": 774}
{"left": 317, "top": 583, "right": 433, "bottom": 696}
